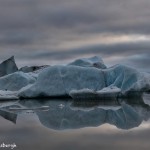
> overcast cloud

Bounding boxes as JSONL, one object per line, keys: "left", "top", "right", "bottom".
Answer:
{"left": 0, "top": 0, "right": 150, "bottom": 71}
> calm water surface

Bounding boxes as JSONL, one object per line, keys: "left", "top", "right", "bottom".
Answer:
{"left": 0, "top": 94, "right": 150, "bottom": 150}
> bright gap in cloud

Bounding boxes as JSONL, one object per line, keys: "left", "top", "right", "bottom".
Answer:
{"left": 58, "top": 34, "right": 150, "bottom": 50}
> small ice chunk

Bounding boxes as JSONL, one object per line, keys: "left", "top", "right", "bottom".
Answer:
{"left": 69, "top": 86, "right": 121, "bottom": 100}
{"left": 0, "top": 90, "right": 18, "bottom": 100}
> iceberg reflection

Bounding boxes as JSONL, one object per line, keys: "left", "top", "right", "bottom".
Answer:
{"left": 17, "top": 96, "right": 150, "bottom": 130}
{"left": 0, "top": 95, "right": 150, "bottom": 130}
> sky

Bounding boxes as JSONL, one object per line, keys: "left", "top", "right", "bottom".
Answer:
{"left": 0, "top": 0, "right": 150, "bottom": 71}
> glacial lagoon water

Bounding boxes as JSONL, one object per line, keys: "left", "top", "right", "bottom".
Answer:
{"left": 0, "top": 94, "right": 150, "bottom": 150}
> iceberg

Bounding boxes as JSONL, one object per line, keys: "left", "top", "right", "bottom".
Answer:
{"left": 0, "top": 56, "right": 149, "bottom": 100}
{"left": 0, "top": 56, "right": 18, "bottom": 77}
{"left": 18, "top": 65, "right": 105, "bottom": 98}
{"left": 18, "top": 62, "right": 150, "bottom": 99}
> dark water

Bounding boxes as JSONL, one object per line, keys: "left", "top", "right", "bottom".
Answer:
{"left": 0, "top": 94, "right": 150, "bottom": 150}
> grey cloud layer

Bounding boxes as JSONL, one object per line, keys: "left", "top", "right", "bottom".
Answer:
{"left": 1, "top": 0, "right": 150, "bottom": 32}
{"left": 0, "top": 0, "right": 150, "bottom": 71}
